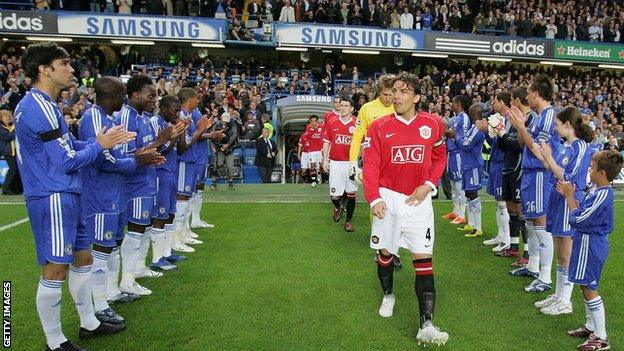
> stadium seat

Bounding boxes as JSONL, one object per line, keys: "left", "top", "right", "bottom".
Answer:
{"left": 243, "top": 165, "right": 262, "bottom": 183}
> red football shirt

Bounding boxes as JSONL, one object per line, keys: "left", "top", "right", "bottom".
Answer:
{"left": 362, "top": 112, "right": 447, "bottom": 204}
{"left": 298, "top": 132, "right": 310, "bottom": 153}
{"left": 323, "top": 115, "right": 356, "bottom": 161}
{"left": 306, "top": 124, "right": 325, "bottom": 152}
{"left": 321, "top": 110, "right": 340, "bottom": 140}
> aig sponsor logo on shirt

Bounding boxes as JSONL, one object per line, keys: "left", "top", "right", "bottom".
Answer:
{"left": 391, "top": 145, "right": 424, "bottom": 164}
{"left": 335, "top": 135, "right": 352, "bottom": 145}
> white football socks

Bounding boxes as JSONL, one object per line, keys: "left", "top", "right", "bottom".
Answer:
{"left": 163, "top": 223, "right": 175, "bottom": 257}
{"left": 91, "top": 250, "right": 110, "bottom": 311}
{"left": 535, "top": 226, "right": 553, "bottom": 284}
{"left": 120, "top": 231, "right": 141, "bottom": 285}
{"left": 191, "top": 190, "right": 203, "bottom": 223}
{"left": 37, "top": 277, "right": 67, "bottom": 350}
{"left": 134, "top": 229, "right": 151, "bottom": 274}
{"left": 107, "top": 248, "right": 122, "bottom": 297}
{"left": 586, "top": 296, "right": 607, "bottom": 339}
{"left": 150, "top": 227, "right": 165, "bottom": 264}
{"left": 585, "top": 300, "right": 595, "bottom": 331}
{"left": 174, "top": 200, "right": 189, "bottom": 241}
{"left": 525, "top": 222, "right": 540, "bottom": 273}
{"left": 68, "top": 265, "right": 100, "bottom": 331}
{"left": 469, "top": 198, "right": 482, "bottom": 231}
{"left": 556, "top": 265, "right": 574, "bottom": 304}
{"left": 496, "top": 201, "right": 510, "bottom": 244}
{"left": 456, "top": 183, "right": 466, "bottom": 218}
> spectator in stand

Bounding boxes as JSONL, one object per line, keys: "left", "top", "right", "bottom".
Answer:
{"left": 421, "top": 7, "right": 433, "bottom": 31}
{"left": 400, "top": 7, "right": 413, "bottom": 29}
{"left": 242, "top": 111, "right": 262, "bottom": 140}
{"left": 117, "top": 0, "right": 132, "bottom": 14}
{"left": 545, "top": 17, "right": 558, "bottom": 39}
{"left": 390, "top": 7, "right": 400, "bottom": 28}
{"left": 279, "top": 0, "right": 296, "bottom": 22}
{"left": 255, "top": 128, "right": 278, "bottom": 183}
{"left": 0, "top": 110, "right": 21, "bottom": 195}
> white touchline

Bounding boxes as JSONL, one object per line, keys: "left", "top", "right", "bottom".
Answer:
{"left": 0, "top": 217, "right": 29, "bottom": 233}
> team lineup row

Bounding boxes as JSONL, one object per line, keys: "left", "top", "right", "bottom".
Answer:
{"left": 11, "top": 40, "right": 624, "bottom": 351}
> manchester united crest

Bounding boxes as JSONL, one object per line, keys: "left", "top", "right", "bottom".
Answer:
{"left": 419, "top": 125, "right": 432, "bottom": 140}
{"left": 349, "top": 126, "right": 355, "bottom": 134}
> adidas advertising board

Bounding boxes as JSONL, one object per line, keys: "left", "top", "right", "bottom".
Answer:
{"left": 0, "top": 10, "right": 58, "bottom": 34}
{"left": 424, "top": 33, "right": 554, "bottom": 59}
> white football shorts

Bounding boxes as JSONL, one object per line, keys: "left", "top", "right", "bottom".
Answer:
{"left": 329, "top": 160, "right": 358, "bottom": 196}
{"left": 370, "top": 187, "right": 435, "bottom": 255}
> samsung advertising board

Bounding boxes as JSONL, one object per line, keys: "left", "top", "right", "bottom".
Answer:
{"left": 425, "top": 33, "right": 554, "bottom": 59}
{"left": 275, "top": 23, "right": 425, "bottom": 51}
{"left": 56, "top": 13, "right": 226, "bottom": 42}
{"left": 0, "top": 10, "right": 58, "bottom": 34}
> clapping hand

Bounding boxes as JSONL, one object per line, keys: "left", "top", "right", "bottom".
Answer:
{"left": 96, "top": 125, "right": 136, "bottom": 150}
{"left": 508, "top": 106, "right": 526, "bottom": 129}
{"left": 134, "top": 147, "right": 165, "bottom": 167}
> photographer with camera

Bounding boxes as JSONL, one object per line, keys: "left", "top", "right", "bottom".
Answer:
{"left": 210, "top": 112, "right": 239, "bottom": 191}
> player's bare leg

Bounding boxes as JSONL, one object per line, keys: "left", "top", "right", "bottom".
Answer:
{"left": 412, "top": 252, "right": 448, "bottom": 346}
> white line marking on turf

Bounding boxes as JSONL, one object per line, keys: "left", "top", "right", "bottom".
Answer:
{"left": 0, "top": 217, "right": 29, "bottom": 232}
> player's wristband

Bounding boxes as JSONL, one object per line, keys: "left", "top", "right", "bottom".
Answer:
{"left": 425, "top": 181, "right": 438, "bottom": 197}
{"left": 369, "top": 198, "right": 383, "bottom": 209}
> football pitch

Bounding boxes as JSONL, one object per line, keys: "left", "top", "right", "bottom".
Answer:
{"left": 1, "top": 184, "right": 623, "bottom": 351}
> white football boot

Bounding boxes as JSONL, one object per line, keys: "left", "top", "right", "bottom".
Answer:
{"left": 378, "top": 294, "right": 395, "bottom": 318}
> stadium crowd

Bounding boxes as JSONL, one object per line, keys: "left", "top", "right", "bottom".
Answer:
{"left": 20, "top": 0, "right": 624, "bottom": 43}
{"left": 3, "top": 42, "right": 624, "bottom": 194}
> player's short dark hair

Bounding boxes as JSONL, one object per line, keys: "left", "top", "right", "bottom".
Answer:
{"left": 21, "top": 42, "right": 70, "bottom": 82}
{"left": 496, "top": 91, "right": 512, "bottom": 107}
{"left": 340, "top": 97, "right": 354, "bottom": 107}
{"left": 178, "top": 87, "right": 197, "bottom": 104}
{"left": 159, "top": 95, "right": 180, "bottom": 109}
{"left": 529, "top": 74, "right": 554, "bottom": 101}
{"left": 452, "top": 95, "right": 471, "bottom": 112}
{"left": 592, "top": 150, "right": 623, "bottom": 181}
{"left": 556, "top": 106, "right": 594, "bottom": 143}
{"left": 511, "top": 86, "right": 528, "bottom": 106}
{"left": 126, "top": 75, "right": 153, "bottom": 99}
{"left": 309, "top": 115, "right": 318, "bottom": 121}
{"left": 393, "top": 73, "right": 421, "bottom": 94}
{"left": 93, "top": 76, "right": 124, "bottom": 102}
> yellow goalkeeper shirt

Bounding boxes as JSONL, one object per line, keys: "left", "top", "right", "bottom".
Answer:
{"left": 349, "top": 97, "right": 395, "bottom": 162}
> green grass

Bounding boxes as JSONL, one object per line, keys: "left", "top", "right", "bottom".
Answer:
{"left": 1, "top": 184, "right": 623, "bottom": 350}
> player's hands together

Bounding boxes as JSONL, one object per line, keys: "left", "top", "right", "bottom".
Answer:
{"left": 197, "top": 116, "right": 214, "bottom": 132}
{"left": 445, "top": 128, "right": 456, "bottom": 139}
{"left": 508, "top": 106, "right": 526, "bottom": 129}
{"left": 539, "top": 140, "right": 553, "bottom": 161}
{"left": 96, "top": 125, "right": 136, "bottom": 150}
{"left": 156, "top": 125, "right": 175, "bottom": 146}
{"left": 405, "top": 184, "right": 432, "bottom": 206}
{"left": 475, "top": 119, "right": 489, "bottom": 132}
{"left": 372, "top": 201, "right": 388, "bottom": 219}
{"left": 171, "top": 120, "right": 187, "bottom": 140}
{"left": 205, "top": 130, "right": 225, "bottom": 141}
{"left": 134, "top": 147, "right": 165, "bottom": 167}
{"left": 558, "top": 180, "right": 576, "bottom": 198}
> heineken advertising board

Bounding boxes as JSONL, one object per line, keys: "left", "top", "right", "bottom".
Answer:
{"left": 555, "top": 40, "right": 624, "bottom": 64}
